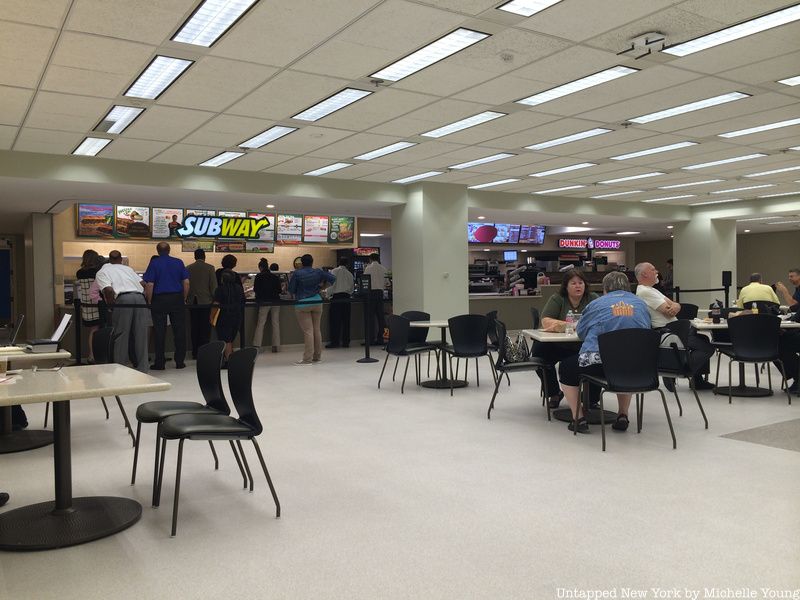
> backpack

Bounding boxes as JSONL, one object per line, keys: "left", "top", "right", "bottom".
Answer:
{"left": 504, "top": 332, "right": 530, "bottom": 363}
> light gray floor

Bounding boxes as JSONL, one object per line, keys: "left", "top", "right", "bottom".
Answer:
{"left": 1, "top": 348, "right": 799, "bottom": 599}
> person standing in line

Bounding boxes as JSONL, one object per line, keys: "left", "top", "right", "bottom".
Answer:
{"left": 143, "top": 242, "right": 189, "bottom": 370}
{"left": 213, "top": 269, "right": 245, "bottom": 363}
{"left": 95, "top": 250, "right": 149, "bottom": 373}
{"left": 186, "top": 248, "right": 216, "bottom": 359}
{"left": 76, "top": 249, "right": 104, "bottom": 363}
{"left": 288, "top": 254, "right": 335, "bottom": 365}
{"left": 216, "top": 254, "right": 242, "bottom": 288}
{"left": 326, "top": 257, "right": 354, "bottom": 349}
{"left": 252, "top": 258, "right": 282, "bottom": 352}
{"left": 363, "top": 253, "right": 388, "bottom": 345}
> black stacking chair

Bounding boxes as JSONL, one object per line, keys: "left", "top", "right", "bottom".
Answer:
{"left": 401, "top": 310, "right": 437, "bottom": 379}
{"left": 657, "top": 320, "right": 709, "bottom": 429}
{"left": 676, "top": 303, "right": 699, "bottom": 320}
{"left": 725, "top": 314, "right": 790, "bottom": 404}
{"left": 378, "top": 315, "right": 437, "bottom": 393}
{"left": 486, "top": 310, "right": 510, "bottom": 387}
{"left": 711, "top": 307, "right": 741, "bottom": 385}
{"left": 442, "top": 314, "right": 491, "bottom": 397}
{"left": 45, "top": 326, "right": 135, "bottom": 444}
{"left": 154, "top": 347, "right": 280, "bottom": 536}
{"left": 530, "top": 307, "right": 540, "bottom": 330}
{"left": 487, "top": 320, "right": 555, "bottom": 421}
{"left": 579, "top": 328, "right": 674, "bottom": 451}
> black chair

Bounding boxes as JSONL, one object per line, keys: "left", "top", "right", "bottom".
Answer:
{"left": 724, "top": 314, "right": 790, "bottom": 404}
{"left": 154, "top": 347, "right": 280, "bottom": 536}
{"left": 710, "top": 307, "right": 741, "bottom": 385}
{"left": 579, "top": 328, "right": 675, "bottom": 451}
{"left": 400, "top": 310, "right": 437, "bottom": 379}
{"left": 487, "top": 320, "right": 555, "bottom": 421}
{"left": 486, "top": 310, "right": 510, "bottom": 387}
{"left": 657, "top": 320, "right": 709, "bottom": 429}
{"left": 442, "top": 314, "right": 491, "bottom": 396}
{"left": 530, "top": 307, "right": 540, "bottom": 330}
{"left": 378, "top": 315, "right": 437, "bottom": 393}
{"left": 676, "top": 303, "right": 699, "bottom": 320}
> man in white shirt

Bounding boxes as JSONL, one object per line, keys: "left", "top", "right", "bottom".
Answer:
{"left": 95, "top": 250, "right": 149, "bottom": 373}
{"left": 325, "top": 257, "right": 355, "bottom": 348}
{"left": 363, "top": 254, "right": 388, "bottom": 345}
{"left": 635, "top": 262, "right": 714, "bottom": 390}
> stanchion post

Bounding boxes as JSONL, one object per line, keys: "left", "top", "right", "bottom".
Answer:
{"left": 356, "top": 275, "right": 377, "bottom": 364}
{"left": 72, "top": 298, "right": 82, "bottom": 365}
{"left": 673, "top": 286, "right": 680, "bottom": 303}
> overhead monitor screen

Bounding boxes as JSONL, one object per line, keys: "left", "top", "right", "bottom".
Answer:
{"left": 519, "top": 225, "right": 546, "bottom": 245}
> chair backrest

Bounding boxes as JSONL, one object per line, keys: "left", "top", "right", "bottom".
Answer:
{"left": 598, "top": 328, "right": 661, "bottom": 392}
{"left": 385, "top": 315, "right": 411, "bottom": 354}
{"left": 728, "top": 314, "right": 781, "bottom": 361}
{"left": 676, "top": 303, "right": 698, "bottom": 320}
{"left": 486, "top": 310, "right": 499, "bottom": 346}
{"left": 401, "top": 310, "right": 430, "bottom": 344}
{"left": 196, "top": 341, "right": 229, "bottom": 415}
{"left": 448, "top": 314, "right": 488, "bottom": 355}
{"left": 750, "top": 300, "right": 780, "bottom": 316}
{"left": 661, "top": 320, "right": 691, "bottom": 374}
{"left": 530, "top": 307, "right": 540, "bottom": 330}
{"left": 92, "top": 326, "right": 115, "bottom": 364}
{"left": 227, "top": 347, "right": 261, "bottom": 434}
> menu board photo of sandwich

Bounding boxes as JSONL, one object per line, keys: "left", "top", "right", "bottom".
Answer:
{"left": 115, "top": 206, "right": 151, "bottom": 238}
{"left": 328, "top": 216, "right": 355, "bottom": 244}
{"left": 303, "top": 215, "right": 329, "bottom": 243}
{"left": 77, "top": 204, "right": 115, "bottom": 238}
{"left": 277, "top": 214, "right": 303, "bottom": 244}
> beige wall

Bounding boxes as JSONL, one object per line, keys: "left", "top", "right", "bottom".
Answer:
{"left": 737, "top": 230, "right": 800, "bottom": 288}
{"left": 633, "top": 240, "right": 673, "bottom": 274}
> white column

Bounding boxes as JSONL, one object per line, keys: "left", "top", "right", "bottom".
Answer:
{"left": 391, "top": 182, "right": 468, "bottom": 320}
{"left": 24, "top": 213, "right": 56, "bottom": 338}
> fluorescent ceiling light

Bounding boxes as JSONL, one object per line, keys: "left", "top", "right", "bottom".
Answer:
{"left": 599, "top": 172, "right": 665, "bottom": 184}
{"left": 304, "top": 162, "right": 352, "bottom": 176}
{"left": 766, "top": 220, "right": 800, "bottom": 225}
{"left": 628, "top": 92, "right": 749, "bottom": 124}
{"left": 778, "top": 74, "right": 800, "bottom": 86}
{"left": 682, "top": 153, "right": 766, "bottom": 170}
{"left": 529, "top": 162, "right": 596, "bottom": 177}
{"left": 354, "top": 141, "right": 416, "bottom": 161}
{"left": 468, "top": 178, "right": 521, "bottom": 189}
{"left": 525, "top": 128, "right": 612, "bottom": 150}
{"left": 590, "top": 190, "right": 643, "bottom": 198}
{"left": 292, "top": 88, "right": 372, "bottom": 121}
{"left": 517, "top": 66, "right": 638, "bottom": 106}
{"left": 711, "top": 184, "right": 774, "bottom": 194}
{"left": 735, "top": 216, "right": 785, "bottom": 222}
{"left": 791, "top": 146, "right": 800, "bottom": 151}
{"left": 662, "top": 4, "right": 800, "bottom": 57}
{"left": 719, "top": 117, "right": 800, "bottom": 138}
{"left": 125, "top": 56, "right": 193, "bottom": 99}
{"left": 690, "top": 199, "right": 743, "bottom": 206}
{"left": 759, "top": 191, "right": 800, "bottom": 198}
{"left": 96, "top": 105, "right": 144, "bottom": 134}
{"left": 371, "top": 28, "right": 489, "bottom": 82}
{"left": 610, "top": 141, "right": 697, "bottom": 161}
{"left": 450, "top": 153, "right": 515, "bottom": 170}
{"left": 658, "top": 179, "right": 724, "bottom": 189}
{"left": 199, "top": 151, "right": 244, "bottom": 167}
{"left": 641, "top": 194, "right": 696, "bottom": 203}
{"left": 497, "top": 0, "right": 563, "bottom": 17}
{"left": 533, "top": 185, "right": 585, "bottom": 194}
{"left": 560, "top": 226, "right": 593, "bottom": 233}
{"left": 239, "top": 125, "right": 296, "bottom": 149}
{"left": 172, "top": 0, "right": 258, "bottom": 47}
{"left": 745, "top": 165, "right": 800, "bottom": 177}
{"left": 615, "top": 231, "right": 640, "bottom": 235}
{"left": 393, "top": 171, "right": 443, "bottom": 184}
{"left": 421, "top": 111, "right": 505, "bottom": 138}
{"left": 73, "top": 137, "right": 111, "bottom": 156}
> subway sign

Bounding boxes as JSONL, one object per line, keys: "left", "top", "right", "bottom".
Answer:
{"left": 558, "top": 238, "right": 621, "bottom": 250}
{"left": 177, "top": 215, "right": 270, "bottom": 239}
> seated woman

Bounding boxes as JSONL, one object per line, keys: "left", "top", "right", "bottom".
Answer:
{"left": 557, "top": 271, "right": 651, "bottom": 433}
{"left": 531, "top": 268, "right": 599, "bottom": 408}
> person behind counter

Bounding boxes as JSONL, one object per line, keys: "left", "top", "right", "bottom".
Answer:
{"left": 288, "top": 254, "right": 335, "bottom": 366}
{"left": 326, "top": 257, "right": 355, "bottom": 349}
{"left": 252, "top": 258, "right": 282, "bottom": 352}
{"left": 76, "top": 249, "right": 105, "bottom": 363}
{"left": 532, "top": 268, "right": 599, "bottom": 409}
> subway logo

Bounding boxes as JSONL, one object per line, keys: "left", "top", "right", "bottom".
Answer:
{"left": 177, "top": 215, "right": 269, "bottom": 239}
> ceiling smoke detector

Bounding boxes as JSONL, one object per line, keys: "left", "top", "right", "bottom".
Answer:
{"left": 618, "top": 31, "right": 666, "bottom": 59}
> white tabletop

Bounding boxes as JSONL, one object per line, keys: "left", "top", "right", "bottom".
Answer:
{"left": 0, "top": 349, "right": 72, "bottom": 363}
{"left": 0, "top": 364, "right": 171, "bottom": 407}
{"left": 522, "top": 329, "right": 580, "bottom": 343}
{"left": 409, "top": 320, "right": 448, "bottom": 328}
{"left": 691, "top": 318, "right": 800, "bottom": 330}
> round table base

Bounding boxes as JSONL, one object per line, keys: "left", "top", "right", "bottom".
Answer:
{"left": 356, "top": 357, "right": 379, "bottom": 364}
{"left": 552, "top": 407, "right": 618, "bottom": 424}
{"left": 0, "top": 430, "right": 54, "bottom": 455}
{"left": 420, "top": 379, "right": 468, "bottom": 389}
{"left": 0, "top": 497, "right": 142, "bottom": 551}
{"left": 713, "top": 385, "right": 772, "bottom": 398}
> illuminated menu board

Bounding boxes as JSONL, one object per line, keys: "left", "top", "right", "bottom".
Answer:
{"left": 277, "top": 214, "right": 303, "bottom": 243}
{"left": 519, "top": 225, "right": 546, "bottom": 245}
{"left": 303, "top": 215, "right": 329, "bottom": 243}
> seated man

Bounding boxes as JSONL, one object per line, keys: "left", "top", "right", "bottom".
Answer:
{"left": 775, "top": 268, "right": 800, "bottom": 313}
{"left": 736, "top": 272, "right": 780, "bottom": 308}
{"left": 777, "top": 311, "right": 800, "bottom": 394}
{"left": 634, "top": 262, "right": 715, "bottom": 390}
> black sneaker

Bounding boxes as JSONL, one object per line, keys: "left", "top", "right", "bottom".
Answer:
{"left": 612, "top": 414, "right": 629, "bottom": 432}
{"left": 568, "top": 418, "right": 589, "bottom": 434}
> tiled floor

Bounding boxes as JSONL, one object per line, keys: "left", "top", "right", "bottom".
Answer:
{"left": 1, "top": 347, "right": 798, "bottom": 599}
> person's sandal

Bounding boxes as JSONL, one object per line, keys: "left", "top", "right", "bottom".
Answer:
{"left": 567, "top": 418, "right": 589, "bottom": 434}
{"left": 612, "top": 414, "right": 629, "bottom": 432}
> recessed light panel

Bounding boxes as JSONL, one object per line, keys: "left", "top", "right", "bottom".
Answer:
{"left": 239, "top": 125, "right": 296, "bottom": 149}
{"left": 590, "top": 190, "right": 643, "bottom": 198}
{"left": 371, "top": 28, "right": 489, "bottom": 82}
{"left": 690, "top": 199, "right": 743, "bottom": 206}
{"left": 778, "top": 74, "right": 800, "bottom": 86}
{"left": 96, "top": 105, "right": 144, "bottom": 134}
{"left": 497, "top": 0, "right": 563, "bottom": 17}
{"left": 719, "top": 117, "right": 800, "bottom": 138}
{"left": 421, "top": 111, "right": 505, "bottom": 138}
{"left": 125, "top": 56, "right": 193, "bottom": 99}
{"left": 450, "top": 153, "right": 515, "bottom": 170}
{"left": 199, "top": 151, "right": 244, "bottom": 167}
{"left": 710, "top": 184, "right": 774, "bottom": 194}
{"left": 598, "top": 172, "right": 665, "bottom": 184}
{"left": 641, "top": 194, "right": 696, "bottom": 203}
{"left": 172, "top": 0, "right": 258, "bottom": 47}
{"left": 292, "top": 88, "right": 372, "bottom": 122}
{"left": 354, "top": 142, "right": 416, "bottom": 161}
{"left": 73, "top": 137, "right": 111, "bottom": 156}
{"left": 610, "top": 141, "right": 697, "bottom": 161}
{"left": 304, "top": 162, "right": 352, "bottom": 176}
{"left": 615, "top": 231, "right": 640, "bottom": 235}
{"left": 682, "top": 153, "right": 766, "bottom": 170}
{"left": 759, "top": 191, "right": 800, "bottom": 198}
{"left": 525, "top": 128, "right": 612, "bottom": 150}
{"left": 393, "top": 171, "right": 443, "bottom": 184}
{"left": 467, "top": 178, "right": 521, "bottom": 189}
{"left": 744, "top": 165, "right": 800, "bottom": 177}
{"left": 529, "top": 162, "right": 596, "bottom": 177}
{"left": 533, "top": 185, "right": 585, "bottom": 194}
{"left": 657, "top": 179, "right": 724, "bottom": 189}
{"left": 628, "top": 92, "right": 749, "bottom": 124}
{"left": 517, "top": 66, "right": 638, "bottom": 106}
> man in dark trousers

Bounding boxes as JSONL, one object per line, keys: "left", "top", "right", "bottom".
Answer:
{"left": 143, "top": 242, "right": 189, "bottom": 370}
{"left": 326, "top": 257, "right": 355, "bottom": 348}
{"left": 186, "top": 248, "right": 216, "bottom": 359}
{"left": 363, "top": 253, "right": 388, "bottom": 345}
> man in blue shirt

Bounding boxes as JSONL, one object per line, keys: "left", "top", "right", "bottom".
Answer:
{"left": 143, "top": 242, "right": 190, "bottom": 370}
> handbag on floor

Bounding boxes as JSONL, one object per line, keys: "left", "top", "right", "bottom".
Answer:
{"left": 504, "top": 333, "right": 529, "bottom": 363}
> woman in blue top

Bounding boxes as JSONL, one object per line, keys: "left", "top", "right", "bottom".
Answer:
{"left": 288, "top": 254, "right": 335, "bottom": 365}
{"left": 558, "top": 271, "right": 651, "bottom": 433}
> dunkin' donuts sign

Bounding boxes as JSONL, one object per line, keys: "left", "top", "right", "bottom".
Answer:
{"left": 558, "top": 238, "right": 621, "bottom": 250}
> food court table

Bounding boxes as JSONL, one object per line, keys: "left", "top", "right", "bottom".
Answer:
{"left": 521, "top": 329, "right": 617, "bottom": 424}
{"left": 409, "top": 320, "right": 467, "bottom": 389}
{"left": 691, "top": 318, "right": 800, "bottom": 397}
{"left": 0, "top": 364, "right": 170, "bottom": 551}
{"left": 0, "top": 349, "right": 71, "bottom": 455}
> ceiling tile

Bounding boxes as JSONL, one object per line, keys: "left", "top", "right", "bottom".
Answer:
{"left": 65, "top": 0, "right": 195, "bottom": 45}
{"left": 257, "top": 126, "right": 354, "bottom": 156}
{"left": 0, "top": 86, "right": 34, "bottom": 127}
{"left": 366, "top": 98, "right": 491, "bottom": 137}
{"left": 100, "top": 138, "right": 171, "bottom": 161}
{"left": 123, "top": 105, "right": 215, "bottom": 142}
{"left": 148, "top": 143, "right": 220, "bottom": 166}
{"left": 264, "top": 156, "right": 345, "bottom": 176}
{"left": 181, "top": 114, "right": 276, "bottom": 147}
{"left": 719, "top": 50, "right": 800, "bottom": 87}
{"left": 0, "top": 22, "right": 58, "bottom": 88}
{"left": 411, "top": 0, "right": 501, "bottom": 15}
{"left": 670, "top": 104, "right": 800, "bottom": 140}
{"left": 218, "top": 152, "right": 294, "bottom": 172}
{"left": 366, "top": 140, "right": 464, "bottom": 166}
{"left": 13, "top": 127, "right": 83, "bottom": 154}
{"left": 677, "top": 0, "right": 795, "bottom": 24}
{"left": 1, "top": 0, "right": 71, "bottom": 28}
{"left": 320, "top": 89, "right": 438, "bottom": 131}
{"left": 25, "top": 91, "right": 111, "bottom": 132}
{"left": 317, "top": 162, "right": 393, "bottom": 180}
{"left": 441, "top": 110, "right": 560, "bottom": 146}
{"left": 304, "top": 132, "right": 407, "bottom": 161}
{"left": 0, "top": 125, "right": 18, "bottom": 150}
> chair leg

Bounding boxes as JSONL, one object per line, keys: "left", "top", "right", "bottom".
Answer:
{"left": 728, "top": 359, "right": 734, "bottom": 404}
{"left": 449, "top": 355, "right": 455, "bottom": 397}
{"left": 475, "top": 357, "right": 480, "bottom": 387}
{"left": 689, "top": 379, "right": 708, "bottom": 429}
{"left": 115, "top": 396, "right": 136, "bottom": 446}
{"left": 599, "top": 390, "right": 606, "bottom": 452}
{"left": 131, "top": 421, "right": 143, "bottom": 485}
{"left": 229, "top": 440, "right": 248, "bottom": 489}
{"left": 714, "top": 351, "right": 722, "bottom": 386}
{"left": 43, "top": 402, "right": 49, "bottom": 428}
{"left": 766, "top": 363, "right": 772, "bottom": 392}
{"left": 208, "top": 441, "right": 219, "bottom": 470}
{"left": 377, "top": 354, "right": 389, "bottom": 389}
{"left": 463, "top": 358, "right": 468, "bottom": 383}
{"left": 154, "top": 436, "right": 167, "bottom": 508}
{"left": 487, "top": 370, "right": 503, "bottom": 419}
{"left": 540, "top": 368, "right": 551, "bottom": 422}
{"left": 392, "top": 356, "right": 399, "bottom": 382}
{"left": 775, "top": 359, "right": 791, "bottom": 404}
{"left": 251, "top": 438, "right": 281, "bottom": 518}
{"left": 657, "top": 389, "right": 677, "bottom": 449}
{"left": 152, "top": 432, "right": 162, "bottom": 507}
{"left": 100, "top": 397, "right": 110, "bottom": 419}
{"left": 427, "top": 351, "right": 431, "bottom": 377}
{"left": 671, "top": 387, "right": 683, "bottom": 417}
{"left": 170, "top": 438, "right": 185, "bottom": 537}
{"left": 401, "top": 356, "right": 410, "bottom": 394}
{"left": 637, "top": 394, "right": 643, "bottom": 433}
{"left": 754, "top": 363, "right": 759, "bottom": 386}
{"left": 505, "top": 371, "right": 511, "bottom": 387}
{"left": 488, "top": 352, "right": 497, "bottom": 385}
{"left": 236, "top": 440, "right": 254, "bottom": 492}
